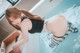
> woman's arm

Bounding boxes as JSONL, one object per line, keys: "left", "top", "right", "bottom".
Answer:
{"left": 13, "top": 30, "right": 28, "bottom": 48}
{"left": 21, "top": 9, "right": 44, "bottom": 20}
{"left": 1, "top": 30, "right": 20, "bottom": 53}
{"left": 12, "top": 31, "right": 27, "bottom": 53}
{"left": 12, "top": 31, "right": 28, "bottom": 53}
{"left": 12, "top": 19, "right": 30, "bottom": 53}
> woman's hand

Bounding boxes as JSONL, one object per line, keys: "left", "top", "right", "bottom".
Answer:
{"left": 12, "top": 44, "right": 22, "bottom": 53}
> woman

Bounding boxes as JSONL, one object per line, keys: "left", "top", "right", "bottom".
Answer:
{"left": 5, "top": 6, "right": 78, "bottom": 52}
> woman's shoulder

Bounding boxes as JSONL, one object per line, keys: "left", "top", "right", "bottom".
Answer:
{"left": 21, "top": 18, "right": 32, "bottom": 30}
{"left": 22, "top": 18, "right": 31, "bottom": 23}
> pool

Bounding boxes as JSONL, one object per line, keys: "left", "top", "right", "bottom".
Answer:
{"left": 21, "top": 0, "right": 80, "bottom": 53}
{"left": 39, "top": 0, "right": 80, "bottom": 53}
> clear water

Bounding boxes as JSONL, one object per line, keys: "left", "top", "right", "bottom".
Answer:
{"left": 39, "top": 0, "right": 80, "bottom": 53}
{"left": 45, "top": 0, "right": 80, "bottom": 18}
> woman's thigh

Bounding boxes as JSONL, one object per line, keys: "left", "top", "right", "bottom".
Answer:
{"left": 45, "top": 15, "right": 67, "bottom": 37}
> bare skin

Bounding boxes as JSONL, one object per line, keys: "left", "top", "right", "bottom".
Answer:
{"left": 9, "top": 17, "right": 31, "bottom": 53}
{"left": 6, "top": 7, "right": 68, "bottom": 53}
{"left": 9, "top": 14, "right": 67, "bottom": 49}
{"left": 46, "top": 15, "right": 67, "bottom": 37}
{"left": 44, "top": 15, "right": 67, "bottom": 40}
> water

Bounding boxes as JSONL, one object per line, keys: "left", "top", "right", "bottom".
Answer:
{"left": 39, "top": 0, "right": 80, "bottom": 53}
{"left": 45, "top": 0, "right": 80, "bottom": 18}
{"left": 52, "top": 25, "right": 80, "bottom": 53}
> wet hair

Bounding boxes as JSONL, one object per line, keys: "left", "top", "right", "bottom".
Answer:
{"left": 5, "top": 7, "right": 21, "bottom": 30}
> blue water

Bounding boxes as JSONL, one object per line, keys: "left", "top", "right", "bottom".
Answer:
{"left": 39, "top": 0, "right": 80, "bottom": 53}
{"left": 51, "top": 25, "right": 80, "bottom": 53}
{"left": 45, "top": 0, "right": 80, "bottom": 18}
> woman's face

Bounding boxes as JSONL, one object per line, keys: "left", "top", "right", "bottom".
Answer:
{"left": 9, "top": 15, "right": 22, "bottom": 26}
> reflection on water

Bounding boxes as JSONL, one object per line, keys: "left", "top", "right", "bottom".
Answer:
{"left": 73, "top": 35, "right": 80, "bottom": 53}
{"left": 40, "top": 0, "right": 80, "bottom": 53}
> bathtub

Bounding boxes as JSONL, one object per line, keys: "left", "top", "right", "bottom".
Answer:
{"left": 22, "top": 0, "right": 80, "bottom": 53}
{"left": 1, "top": 0, "right": 80, "bottom": 53}
{"left": 22, "top": 0, "right": 62, "bottom": 53}
{"left": 39, "top": 0, "right": 80, "bottom": 53}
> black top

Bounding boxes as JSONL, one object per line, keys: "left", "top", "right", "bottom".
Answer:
{"left": 22, "top": 16, "right": 44, "bottom": 34}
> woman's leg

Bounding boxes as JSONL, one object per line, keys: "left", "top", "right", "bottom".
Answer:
{"left": 41, "top": 6, "right": 80, "bottom": 48}
{"left": 46, "top": 15, "right": 68, "bottom": 38}
{"left": 50, "top": 6, "right": 80, "bottom": 40}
